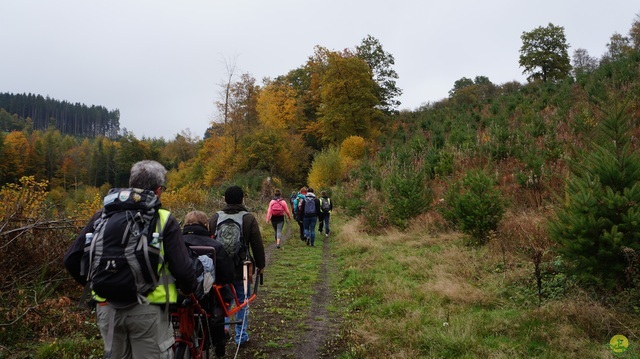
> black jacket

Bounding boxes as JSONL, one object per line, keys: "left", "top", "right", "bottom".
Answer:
{"left": 182, "top": 223, "right": 235, "bottom": 284}
{"left": 301, "top": 192, "right": 321, "bottom": 218}
{"left": 208, "top": 203, "right": 265, "bottom": 281}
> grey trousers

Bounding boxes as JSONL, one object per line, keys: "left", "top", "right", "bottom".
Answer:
{"left": 96, "top": 302, "right": 174, "bottom": 359}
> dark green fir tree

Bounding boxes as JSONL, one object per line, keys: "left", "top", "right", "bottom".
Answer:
{"left": 550, "top": 106, "right": 640, "bottom": 289}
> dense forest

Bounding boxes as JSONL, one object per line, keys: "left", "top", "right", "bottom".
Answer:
{"left": 1, "top": 12, "right": 640, "bottom": 356}
{"left": 0, "top": 92, "right": 120, "bottom": 138}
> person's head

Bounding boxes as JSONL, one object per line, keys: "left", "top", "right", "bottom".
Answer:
{"left": 224, "top": 185, "right": 244, "bottom": 205}
{"left": 307, "top": 187, "right": 314, "bottom": 193}
{"left": 321, "top": 190, "right": 327, "bottom": 197}
{"left": 184, "top": 211, "right": 209, "bottom": 228}
{"left": 274, "top": 188, "right": 282, "bottom": 197}
{"left": 300, "top": 186, "right": 308, "bottom": 195}
{"left": 129, "top": 160, "right": 167, "bottom": 194}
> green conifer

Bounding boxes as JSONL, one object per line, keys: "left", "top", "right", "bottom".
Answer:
{"left": 550, "top": 106, "right": 640, "bottom": 289}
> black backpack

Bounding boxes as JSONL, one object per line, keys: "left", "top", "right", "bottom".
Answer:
{"left": 81, "top": 188, "right": 165, "bottom": 304}
{"left": 321, "top": 197, "right": 331, "bottom": 213}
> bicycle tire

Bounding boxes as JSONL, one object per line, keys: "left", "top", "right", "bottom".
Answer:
{"left": 174, "top": 343, "right": 192, "bottom": 359}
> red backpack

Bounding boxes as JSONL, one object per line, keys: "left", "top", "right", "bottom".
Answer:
{"left": 271, "top": 199, "right": 285, "bottom": 216}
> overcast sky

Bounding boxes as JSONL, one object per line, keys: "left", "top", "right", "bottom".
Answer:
{"left": 1, "top": 1, "right": 638, "bottom": 139}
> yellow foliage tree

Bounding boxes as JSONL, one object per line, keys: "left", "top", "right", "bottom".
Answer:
{"left": 340, "top": 135, "right": 366, "bottom": 160}
{"left": 340, "top": 135, "right": 367, "bottom": 175}
{"left": 257, "top": 82, "right": 302, "bottom": 131}
{"left": 2, "top": 131, "right": 30, "bottom": 182}
{"left": 314, "top": 50, "right": 382, "bottom": 145}
{"left": 308, "top": 147, "right": 343, "bottom": 189}
{"left": 198, "top": 134, "right": 238, "bottom": 186}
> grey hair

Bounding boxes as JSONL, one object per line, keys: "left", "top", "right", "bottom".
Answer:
{"left": 129, "top": 160, "right": 167, "bottom": 190}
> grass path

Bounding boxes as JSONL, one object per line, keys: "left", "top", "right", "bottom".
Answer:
{"left": 226, "top": 218, "right": 345, "bottom": 358}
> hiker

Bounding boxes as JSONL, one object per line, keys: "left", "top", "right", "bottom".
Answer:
{"left": 182, "top": 210, "right": 235, "bottom": 355}
{"left": 182, "top": 210, "right": 235, "bottom": 286}
{"left": 301, "top": 187, "right": 321, "bottom": 246}
{"left": 293, "top": 186, "right": 308, "bottom": 241}
{"left": 208, "top": 185, "right": 265, "bottom": 346}
{"left": 265, "top": 188, "right": 292, "bottom": 249}
{"left": 318, "top": 190, "right": 333, "bottom": 237}
{"left": 64, "top": 160, "right": 198, "bottom": 359}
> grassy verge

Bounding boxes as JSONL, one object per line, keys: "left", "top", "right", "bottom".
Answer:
{"left": 332, "top": 213, "right": 640, "bottom": 358}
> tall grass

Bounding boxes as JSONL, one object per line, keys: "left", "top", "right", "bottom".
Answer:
{"left": 333, "top": 212, "right": 640, "bottom": 358}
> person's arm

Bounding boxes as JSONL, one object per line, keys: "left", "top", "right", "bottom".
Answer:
{"left": 246, "top": 215, "right": 265, "bottom": 271}
{"left": 265, "top": 201, "right": 273, "bottom": 223}
{"left": 208, "top": 213, "right": 220, "bottom": 237}
{"left": 284, "top": 200, "right": 292, "bottom": 219}
{"left": 64, "top": 210, "right": 102, "bottom": 286}
{"left": 163, "top": 215, "right": 197, "bottom": 294}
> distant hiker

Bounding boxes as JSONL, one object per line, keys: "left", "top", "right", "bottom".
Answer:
{"left": 266, "top": 188, "right": 292, "bottom": 249}
{"left": 290, "top": 191, "right": 297, "bottom": 209}
{"left": 64, "top": 160, "right": 198, "bottom": 359}
{"left": 318, "top": 190, "right": 333, "bottom": 237}
{"left": 301, "top": 187, "right": 321, "bottom": 246}
{"left": 208, "top": 185, "right": 265, "bottom": 346}
{"left": 293, "top": 186, "right": 308, "bottom": 241}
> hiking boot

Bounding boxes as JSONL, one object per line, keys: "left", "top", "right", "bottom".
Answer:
{"left": 325, "top": 233, "right": 329, "bottom": 237}
{"left": 276, "top": 244, "right": 280, "bottom": 249}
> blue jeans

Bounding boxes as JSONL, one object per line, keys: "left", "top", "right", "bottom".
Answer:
{"left": 303, "top": 216, "right": 318, "bottom": 245}
{"left": 230, "top": 279, "right": 251, "bottom": 344}
{"left": 318, "top": 213, "right": 330, "bottom": 235}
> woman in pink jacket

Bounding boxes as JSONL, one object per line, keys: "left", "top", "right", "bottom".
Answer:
{"left": 265, "top": 188, "right": 292, "bottom": 249}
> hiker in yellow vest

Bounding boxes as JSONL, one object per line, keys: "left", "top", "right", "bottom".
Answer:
{"left": 64, "top": 160, "right": 197, "bottom": 358}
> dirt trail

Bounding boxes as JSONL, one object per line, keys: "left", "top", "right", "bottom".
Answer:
{"left": 226, "top": 222, "right": 343, "bottom": 358}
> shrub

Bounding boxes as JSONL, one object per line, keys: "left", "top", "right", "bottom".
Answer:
{"left": 440, "top": 169, "right": 507, "bottom": 244}
{"left": 308, "top": 147, "right": 343, "bottom": 189}
{"left": 381, "top": 164, "right": 432, "bottom": 230}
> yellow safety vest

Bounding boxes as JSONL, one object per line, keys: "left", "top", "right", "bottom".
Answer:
{"left": 94, "top": 209, "right": 177, "bottom": 304}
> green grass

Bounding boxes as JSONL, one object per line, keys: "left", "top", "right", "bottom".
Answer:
{"left": 329, "top": 215, "right": 640, "bottom": 358}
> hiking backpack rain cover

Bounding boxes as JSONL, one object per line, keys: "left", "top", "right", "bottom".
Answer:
{"left": 81, "top": 188, "right": 164, "bottom": 305}
{"left": 271, "top": 199, "right": 285, "bottom": 216}
{"left": 214, "top": 211, "right": 248, "bottom": 264}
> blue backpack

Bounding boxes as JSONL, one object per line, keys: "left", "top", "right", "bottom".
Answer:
{"left": 304, "top": 196, "right": 317, "bottom": 215}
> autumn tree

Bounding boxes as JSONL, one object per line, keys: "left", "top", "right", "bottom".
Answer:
{"left": 256, "top": 81, "right": 303, "bottom": 131}
{"left": 314, "top": 49, "right": 382, "bottom": 145}
{"left": 448, "top": 76, "right": 496, "bottom": 104}
{"left": 602, "top": 32, "right": 632, "bottom": 63}
{"left": 519, "top": 23, "right": 572, "bottom": 82}
{"left": 162, "top": 130, "right": 199, "bottom": 169}
{"left": 630, "top": 13, "right": 640, "bottom": 50}
{"left": 2, "top": 131, "right": 30, "bottom": 183}
{"left": 572, "top": 48, "right": 598, "bottom": 77}
{"left": 214, "top": 73, "right": 259, "bottom": 152}
{"left": 356, "top": 34, "right": 402, "bottom": 114}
